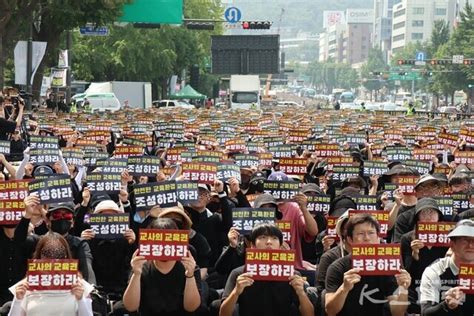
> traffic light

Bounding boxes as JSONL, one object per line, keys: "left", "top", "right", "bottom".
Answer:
{"left": 186, "top": 22, "right": 214, "bottom": 30}
{"left": 397, "top": 60, "right": 415, "bottom": 65}
{"left": 371, "top": 72, "right": 383, "bottom": 76}
{"left": 464, "top": 59, "right": 473, "bottom": 65}
{"left": 190, "top": 65, "right": 200, "bottom": 88}
{"left": 399, "top": 72, "right": 408, "bottom": 76}
{"left": 241, "top": 21, "right": 272, "bottom": 30}
{"left": 430, "top": 59, "right": 451, "bottom": 65}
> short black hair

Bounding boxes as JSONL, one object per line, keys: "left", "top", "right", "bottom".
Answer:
{"left": 346, "top": 213, "right": 380, "bottom": 239}
{"left": 249, "top": 223, "right": 283, "bottom": 245}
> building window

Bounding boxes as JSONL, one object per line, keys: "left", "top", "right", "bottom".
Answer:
{"left": 393, "top": 8, "right": 406, "bottom": 18}
{"left": 362, "top": 36, "right": 367, "bottom": 41}
{"left": 393, "top": 34, "right": 405, "bottom": 42}
{"left": 412, "top": 33, "right": 423, "bottom": 40}
{"left": 393, "top": 21, "right": 405, "bottom": 29}
{"left": 413, "top": 7, "right": 424, "bottom": 14}
{"left": 412, "top": 20, "right": 424, "bottom": 27}
{"left": 435, "top": 8, "right": 447, "bottom": 15}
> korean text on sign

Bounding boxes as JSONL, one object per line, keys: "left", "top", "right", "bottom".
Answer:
{"left": 263, "top": 180, "right": 300, "bottom": 201}
{"left": 138, "top": 229, "right": 189, "bottom": 260}
{"left": 326, "top": 216, "right": 340, "bottom": 240}
{"left": 27, "top": 259, "right": 78, "bottom": 291}
{"left": 416, "top": 222, "right": 455, "bottom": 247}
{"left": 232, "top": 208, "right": 275, "bottom": 234}
{"left": 28, "top": 175, "right": 73, "bottom": 204}
{"left": 352, "top": 244, "right": 401, "bottom": 275}
{"left": 182, "top": 162, "right": 217, "bottom": 185}
{"left": 85, "top": 214, "right": 129, "bottom": 239}
{"left": 134, "top": 181, "right": 178, "bottom": 211}
{"left": 0, "top": 180, "right": 29, "bottom": 224}
{"left": 459, "top": 264, "right": 474, "bottom": 294}
{"left": 245, "top": 249, "right": 296, "bottom": 281}
{"left": 276, "top": 220, "right": 292, "bottom": 242}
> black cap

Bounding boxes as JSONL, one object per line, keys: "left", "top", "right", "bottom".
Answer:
{"left": 415, "top": 197, "right": 441, "bottom": 216}
{"left": 90, "top": 193, "right": 112, "bottom": 209}
{"left": 47, "top": 202, "right": 75, "bottom": 215}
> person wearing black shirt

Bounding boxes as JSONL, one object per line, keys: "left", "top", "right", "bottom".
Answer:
{"left": 220, "top": 224, "right": 314, "bottom": 316}
{"left": 184, "top": 181, "right": 232, "bottom": 267}
{"left": 325, "top": 214, "right": 411, "bottom": 316}
{"left": 123, "top": 218, "right": 201, "bottom": 316}
{"left": 400, "top": 198, "right": 449, "bottom": 314}
{"left": 393, "top": 174, "right": 445, "bottom": 243}
{"left": 420, "top": 219, "right": 474, "bottom": 316}
{"left": 0, "top": 96, "right": 24, "bottom": 141}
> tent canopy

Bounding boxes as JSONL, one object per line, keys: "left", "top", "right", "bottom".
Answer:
{"left": 170, "top": 85, "right": 206, "bottom": 100}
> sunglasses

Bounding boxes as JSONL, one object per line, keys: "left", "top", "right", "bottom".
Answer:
{"left": 50, "top": 211, "right": 74, "bottom": 221}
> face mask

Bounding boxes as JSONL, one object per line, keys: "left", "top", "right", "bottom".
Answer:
{"left": 134, "top": 212, "right": 147, "bottom": 224}
{"left": 50, "top": 220, "right": 72, "bottom": 235}
{"left": 207, "top": 201, "right": 221, "bottom": 213}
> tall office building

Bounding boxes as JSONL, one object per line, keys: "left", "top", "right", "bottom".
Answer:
{"left": 373, "top": 0, "right": 398, "bottom": 61}
{"left": 391, "top": 0, "right": 467, "bottom": 54}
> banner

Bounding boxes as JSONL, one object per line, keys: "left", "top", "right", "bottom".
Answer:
{"left": 96, "top": 158, "right": 128, "bottom": 174}
{"left": 459, "top": 264, "right": 474, "bottom": 294}
{"left": 416, "top": 222, "right": 456, "bottom": 247}
{"left": 352, "top": 244, "right": 401, "bottom": 275}
{"left": 216, "top": 163, "right": 242, "bottom": 183}
{"left": 326, "top": 216, "right": 339, "bottom": 240}
{"left": 363, "top": 161, "right": 388, "bottom": 176}
{"left": 28, "top": 175, "right": 73, "bottom": 204}
{"left": 176, "top": 181, "right": 199, "bottom": 204}
{"left": 14, "top": 40, "right": 47, "bottom": 85}
{"left": 134, "top": 181, "right": 178, "bottom": 211}
{"left": 263, "top": 180, "right": 300, "bottom": 201}
{"left": 86, "top": 173, "right": 122, "bottom": 194}
{"left": 114, "top": 145, "right": 143, "bottom": 158}
{"left": 279, "top": 158, "right": 307, "bottom": 175}
{"left": 0, "top": 180, "right": 29, "bottom": 224}
{"left": 50, "top": 68, "right": 68, "bottom": 87}
{"left": 245, "top": 249, "right": 295, "bottom": 281}
{"left": 353, "top": 195, "right": 378, "bottom": 211}
{"left": 29, "top": 149, "right": 60, "bottom": 165}
{"left": 394, "top": 176, "right": 418, "bottom": 195}
{"left": 307, "top": 194, "right": 331, "bottom": 214}
{"left": 84, "top": 214, "right": 129, "bottom": 239}
{"left": 182, "top": 162, "right": 217, "bottom": 185}
{"left": 276, "top": 220, "right": 291, "bottom": 242}
{"left": 0, "top": 140, "right": 11, "bottom": 155}
{"left": 232, "top": 208, "right": 275, "bottom": 234}
{"left": 27, "top": 259, "right": 78, "bottom": 291}
{"left": 127, "top": 156, "right": 161, "bottom": 176}
{"left": 234, "top": 154, "right": 259, "bottom": 168}
{"left": 138, "top": 229, "right": 188, "bottom": 260}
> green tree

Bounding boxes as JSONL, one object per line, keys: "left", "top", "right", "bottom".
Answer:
{"left": 31, "top": 0, "right": 129, "bottom": 98}
{"left": 360, "top": 48, "right": 388, "bottom": 101}
{"left": 429, "top": 19, "right": 450, "bottom": 54}
{"left": 0, "top": 0, "right": 40, "bottom": 87}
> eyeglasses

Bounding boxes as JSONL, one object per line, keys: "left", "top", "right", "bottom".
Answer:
{"left": 50, "top": 211, "right": 73, "bottom": 221}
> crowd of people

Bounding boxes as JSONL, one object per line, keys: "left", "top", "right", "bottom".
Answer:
{"left": 0, "top": 90, "right": 473, "bottom": 316}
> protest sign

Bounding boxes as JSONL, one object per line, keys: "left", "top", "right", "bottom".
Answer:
{"left": 216, "top": 163, "right": 242, "bottom": 183}
{"left": 0, "top": 180, "right": 29, "bottom": 224}
{"left": 127, "top": 156, "right": 161, "bottom": 176}
{"left": 245, "top": 249, "right": 295, "bottom": 281}
{"left": 182, "top": 162, "right": 217, "bottom": 185}
{"left": 416, "top": 222, "right": 456, "bottom": 247}
{"left": 138, "top": 229, "right": 188, "bottom": 260}
{"left": 134, "top": 181, "right": 178, "bottom": 211}
{"left": 307, "top": 194, "right": 331, "bottom": 214}
{"left": 27, "top": 259, "right": 79, "bottom": 291}
{"left": 276, "top": 220, "right": 292, "bottom": 242}
{"left": 85, "top": 214, "right": 129, "bottom": 239}
{"left": 232, "top": 208, "right": 275, "bottom": 234}
{"left": 459, "top": 264, "right": 474, "bottom": 294}
{"left": 28, "top": 175, "right": 73, "bottom": 204}
{"left": 279, "top": 158, "right": 307, "bottom": 175}
{"left": 351, "top": 244, "right": 401, "bottom": 275}
{"left": 86, "top": 173, "right": 122, "bottom": 194}
{"left": 263, "top": 181, "right": 300, "bottom": 201}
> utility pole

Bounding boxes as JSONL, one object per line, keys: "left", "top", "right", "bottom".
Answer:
{"left": 66, "top": 30, "right": 72, "bottom": 104}
{"left": 26, "top": 17, "right": 33, "bottom": 110}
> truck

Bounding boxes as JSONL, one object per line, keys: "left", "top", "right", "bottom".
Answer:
{"left": 72, "top": 81, "right": 152, "bottom": 109}
{"left": 230, "top": 75, "right": 261, "bottom": 110}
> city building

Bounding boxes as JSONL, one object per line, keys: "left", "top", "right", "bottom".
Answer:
{"left": 391, "top": 0, "right": 467, "bottom": 54}
{"left": 373, "top": 0, "right": 399, "bottom": 62}
{"left": 319, "top": 9, "right": 374, "bottom": 66}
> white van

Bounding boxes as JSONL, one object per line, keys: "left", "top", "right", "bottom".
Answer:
{"left": 73, "top": 93, "right": 121, "bottom": 112}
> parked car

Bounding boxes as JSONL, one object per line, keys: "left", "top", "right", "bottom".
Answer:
{"left": 152, "top": 100, "right": 195, "bottom": 109}
{"left": 276, "top": 101, "right": 304, "bottom": 108}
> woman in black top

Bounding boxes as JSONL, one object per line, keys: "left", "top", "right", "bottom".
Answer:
{"left": 123, "top": 218, "right": 201, "bottom": 316}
